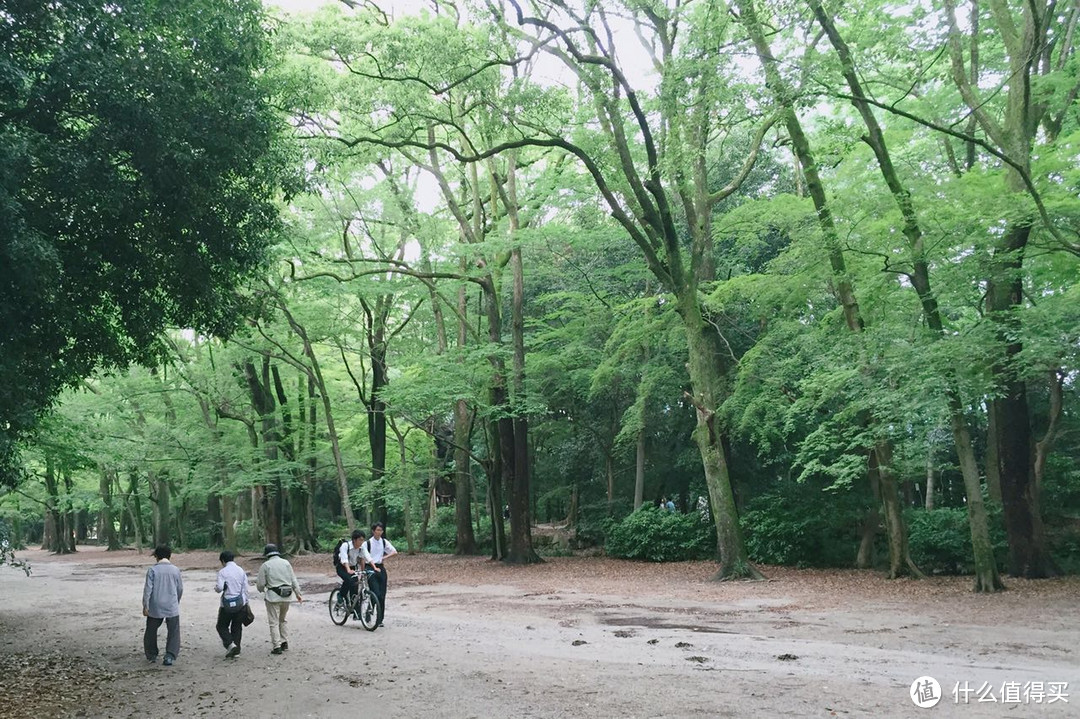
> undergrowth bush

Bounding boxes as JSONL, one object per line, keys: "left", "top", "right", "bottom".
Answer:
{"left": 603, "top": 506, "right": 715, "bottom": 561}
{"left": 905, "top": 506, "right": 1008, "bottom": 575}
{"left": 422, "top": 507, "right": 492, "bottom": 554}
{"left": 740, "top": 487, "right": 862, "bottom": 567}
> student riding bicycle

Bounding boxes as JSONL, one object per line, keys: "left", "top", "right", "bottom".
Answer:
{"left": 334, "top": 529, "right": 367, "bottom": 603}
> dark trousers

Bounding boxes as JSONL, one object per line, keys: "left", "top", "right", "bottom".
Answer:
{"left": 336, "top": 565, "right": 358, "bottom": 600}
{"left": 369, "top": 564, "right": 387, "bottom": 624}
{"left": 216, "top": 606, "right": 244, "bottom": 649}
{"left": 144, "top": 615, "right": 180, "bottom": 660}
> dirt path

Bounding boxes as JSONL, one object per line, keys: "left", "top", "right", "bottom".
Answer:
{"left": 1, "top": 547, "right": 1077, "bottom": 718}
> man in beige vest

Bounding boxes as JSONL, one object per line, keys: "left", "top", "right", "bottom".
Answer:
{"left": 255, "top": 543, "right": 303, "bottom": 655}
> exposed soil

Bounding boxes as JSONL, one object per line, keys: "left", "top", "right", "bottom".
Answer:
{"left": 1, "top": 546, "right": 1078, "bottom": 718}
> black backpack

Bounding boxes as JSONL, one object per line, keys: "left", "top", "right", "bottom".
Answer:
{"left": 331, "top": 538, "right": 348, "bottom": 567}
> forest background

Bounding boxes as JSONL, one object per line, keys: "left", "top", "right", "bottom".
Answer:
{"left": 2, "top": 0, "right": 1079, "bottom": 592}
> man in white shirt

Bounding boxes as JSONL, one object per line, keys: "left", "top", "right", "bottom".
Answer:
{"left": 214, "top": 550, "right": 249, "bottom": 658}
{"left": 360, "top": 522, "right": 397, "bottom": 627}
{"left": 336, "top": 529, "right": 367, "bottom": 604}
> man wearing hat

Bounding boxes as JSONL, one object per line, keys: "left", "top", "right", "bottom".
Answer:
{"left": 255, "top": 543, "right": 303, "bottom": 655}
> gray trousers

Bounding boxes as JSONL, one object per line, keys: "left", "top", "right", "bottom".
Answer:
{"left": 144, "top": 615, "right": 180, "bottom": 660}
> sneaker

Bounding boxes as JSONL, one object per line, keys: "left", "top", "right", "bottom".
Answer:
{"left": 225, "top": 645, "right": 241, "bottom": 658}
{"left": 147, "top": 655, "right": 158, "bottom": 664}
{"left": 162, "top": 655, "right": 175, "bottom": 666}
{"left": 271, "top": 647, "right": 283, "bottom": 655}
{"left": 280, "top": 642, "right": 288, "bottom": 651}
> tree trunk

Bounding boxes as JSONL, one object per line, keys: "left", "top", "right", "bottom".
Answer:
{"left": 127, "top": 471, "right": 145, "bottom": 554}
{"left": 681, "top": 294, "right": 760, "bottom": 579}
{"left": 419, "top": 480, "right": 437, "bottom": 550}
{"left": 634, "top": 428, "right": 646, "bottom": 511}
{"left": 369, "top": 340, "right": 389, "bottom": 527}
{"left": 207, "top": 494, "right": 224, "bottom": 547}
{"left": 454, "top": 281, "right": 478, "bottom": 554}
{"left": 454, "top": 399, "right": 477, "bottom": 554}
{"left": 985, "top": 407, "right": 1002, "bottom": 503}
{"left": 150, "top": 471, "right": 171, "bottom": 548}
{"left": 856, "top": 468, "right": 880, "bottom": 569}
{"left": 100, "top": 468, "right": 121, "bottom": 550}
{"left": 42, "top": 455, "right": 67, "bottom": 553}
{"left": 245, "top": 358, "right": 283, "bottom": 548}
{"left": 305, "top": 375, "right": 319, "bottom": 546}
{"left": 949, "top": 408, "right": 1004, "bottom": 591}
{"left": 222, "top": 493, "right": 236, "bottom": 553}
{"left": 280, "top": 305, "right": 357, "bottom": 532}
{"left": 987, "top": 227, "right": 1055, "bottom": 578}
{"left": 1033, "top": 369, "right": 1065, "bottom": 490}
{"left": 872, "top": 445, "right": 924, "bottom": 579}
{"left": 924, "top": 447, "right": 935, "bottom": 511}
{"left": 504, "top": 156, "right": 540, "bottom": 565}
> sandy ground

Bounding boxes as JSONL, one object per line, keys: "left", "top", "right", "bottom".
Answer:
{"left": 1, "top": 547, "right": 1078, "bottom": 719}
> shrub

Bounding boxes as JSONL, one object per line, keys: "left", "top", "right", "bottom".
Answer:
{"left": 574, "top": 497, "right": 634, "bottom": 548}
{"left": 905, "top": 506, "right": 1009, "bottom": 575}
{"left": 740, "top": 487, "right": 862, "bottom": 567}
{"left": 604, "top": 506, "right": 715, "bottom": 561}
{"left": 421, "top": 507, "right": 492, "bottom": 554}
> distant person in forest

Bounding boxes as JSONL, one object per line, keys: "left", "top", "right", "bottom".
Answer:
{"left": 143, "top": 545, "right": 183, "bottom": 666}
{"left": 360, "top": 522, "right": 397, "bottom": 627}
{"left": 255, "top": 543, "right": 302, "bottom": 655}
{"left": 665, "top": 497, "right": 676, "bottom": 513}
{"left": 214, "top": 550, "right": 248, "bottom": 659}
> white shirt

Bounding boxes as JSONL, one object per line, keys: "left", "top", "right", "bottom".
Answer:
{"left": 215, "top": 561, "right": 249, "bottom": 605}
{"left": 339, "top": 540, "right": 364, "bottom": 569}
{"left": 361, "top": 536, "right": 397, "bottom": 565}
{"left": 337, "top": 540, "right": 352, "bottom": 568}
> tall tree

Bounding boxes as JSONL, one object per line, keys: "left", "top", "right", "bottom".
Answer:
{"left": 498, "top": 0, "right": 776, "bottom": 577}
{"left": 808, "top": 0, "right": 1001, "bottom": 591}
{"left": 0, "top": 0, "right": 291, "bottom": 481}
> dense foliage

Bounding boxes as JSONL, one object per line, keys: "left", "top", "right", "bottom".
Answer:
{"left": 604, "top": 507, "right": 716, "bottom": 563}
{"left": 2, "top": 0, "right": 1078, "bottom": 588}
{"left": 0, "top": 0, "right": 291, "bottom": 480}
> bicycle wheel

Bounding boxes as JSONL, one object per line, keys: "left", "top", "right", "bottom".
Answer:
{"left": 358, "top": 589, "right": 380, "bottom": 631}
{"left": 329, "top": 588, "right": 349, "bottom": 626}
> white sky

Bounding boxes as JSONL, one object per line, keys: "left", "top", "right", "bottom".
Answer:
{"left": 264, "top": 0, "right": 662, "bottom": 221}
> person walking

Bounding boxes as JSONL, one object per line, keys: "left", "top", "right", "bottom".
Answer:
{"left": 214, "top": 550, "right": 249, "bottom": 659}
{"left": 360, "top": 522, "right": 397, "bottom": 628}
{"left": 255, "top": 543, "right": 302, "bottom": 655}
{"left": 143, "top": 545, "right": 183, "bottom": 666}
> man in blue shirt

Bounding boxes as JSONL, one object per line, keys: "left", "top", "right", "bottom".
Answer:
{"left": 143, "top": 545, "right": 183, "bottom": 666}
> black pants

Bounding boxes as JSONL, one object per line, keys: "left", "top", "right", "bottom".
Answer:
{"left": 369, "top": 564, "right": 387, "bottom": 624}
{"left": 216, "top": 606, "right": 244, "bottom": 649}
{"left": 144, "top": 615, "right": 180, "bottom": 660}
{"left": 336, "top": 565, "right": 358, "bottom": 601}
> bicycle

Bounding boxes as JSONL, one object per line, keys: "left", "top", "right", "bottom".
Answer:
{"left": 328, "top": 569, "right": 380, "bottom": 631}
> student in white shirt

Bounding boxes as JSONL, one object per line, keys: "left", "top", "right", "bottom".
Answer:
{"left": 335, "top": 529, "right": 367, "bottom": 603}
{"left": 214, "top": 550, "right": 249, "bottom": 658}
{"left": 360, "top": 522, "right": 397, "bottom": 627}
